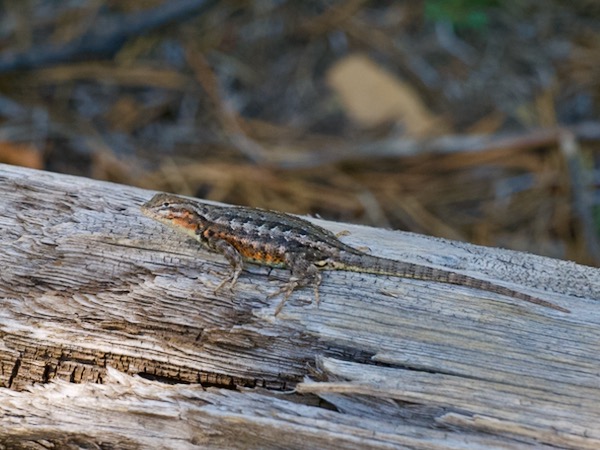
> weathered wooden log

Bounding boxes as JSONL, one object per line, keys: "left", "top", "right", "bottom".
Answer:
{"left": 0, "top": 163, "right": 598, "bottom": 449}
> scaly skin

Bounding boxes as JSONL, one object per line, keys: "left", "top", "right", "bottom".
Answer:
{"left": 141, "top": 193, "right": 570, "bottom": 315}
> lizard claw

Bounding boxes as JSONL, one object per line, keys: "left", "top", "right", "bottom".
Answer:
{"left": 214, "top": 277, "right": 231, "bottom": 294}
{"left": 268, "top": 275, "right": 322, "bottom": 315}
{"left": 268, "top": 280, "right": 299, "bottom": 315}
{"left": 213, "top": 268, "right": 241, "bottom": 294}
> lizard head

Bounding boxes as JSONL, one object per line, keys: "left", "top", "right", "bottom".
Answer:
{"left": 141, "top": 193, "right": 209, "bottom": 237}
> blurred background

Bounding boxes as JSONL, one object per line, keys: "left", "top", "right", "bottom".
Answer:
{"left": 0, "top": 0, "right": 599, "bottom": 265}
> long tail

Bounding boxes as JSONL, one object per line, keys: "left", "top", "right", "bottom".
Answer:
{"left": 337, "top": 252, "right": 570, "bottom": 313}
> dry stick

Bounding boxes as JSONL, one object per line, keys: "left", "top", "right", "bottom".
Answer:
{"left": 0, "top": 0, "right": 218, "bottom": 73}
{"left": 271, "top": 122, "right": 600, "bottom": 169}
{"left": 560, "top": 130, "right": 600, "bottom": 264}
{"left": 185, "top": 48, "right": 269, "bottom": 163}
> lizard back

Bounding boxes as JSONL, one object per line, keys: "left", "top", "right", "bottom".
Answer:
{"left": 141, "top": 193, "right": 357, "bottom": 267}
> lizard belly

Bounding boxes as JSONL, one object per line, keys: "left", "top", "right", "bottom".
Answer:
{"left": 220, "top": 233, "right": 288, "bottom": 268}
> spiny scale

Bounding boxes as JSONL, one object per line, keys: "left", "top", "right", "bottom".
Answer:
{"left": 141, "top": 193, "right": 570, "bottom": 314}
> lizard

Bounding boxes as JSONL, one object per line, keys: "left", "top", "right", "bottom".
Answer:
{"left": 141, "top": 193, "right": 570, "bottom": 315}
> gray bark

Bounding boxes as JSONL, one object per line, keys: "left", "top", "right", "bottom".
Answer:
{"left": 0, "top": 163, "right": 598, "bottom": 449}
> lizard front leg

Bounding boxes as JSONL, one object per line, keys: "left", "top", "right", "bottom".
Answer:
{"left": 208, "top": 238, "right": 244, "bottom": 292}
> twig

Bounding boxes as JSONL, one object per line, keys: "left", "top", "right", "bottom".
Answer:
{"left": 0, "top": 0, "right": 218, "bottom": 73}
{"left": 559, "top": 129, "right": 600, "bottom": 264}
{"left": 270, "top": 121, "right": 600, "bottom": 168}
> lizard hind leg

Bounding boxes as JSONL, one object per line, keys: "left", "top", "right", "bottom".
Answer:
{"left": 271, "top": 253, "right": 322, "bottom": 315}
{"left": 269, "top": 279, "right": 299, "bottom": 316}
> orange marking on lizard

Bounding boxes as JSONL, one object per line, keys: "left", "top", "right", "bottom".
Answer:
{"left": 212, "top": 230, "right": 286, "bottom": 265}
{"left": 170, "top": 213, "right": 199, "bottom": 232}
{"left": 243, "top": 248, "right": 284, "bottom": 265}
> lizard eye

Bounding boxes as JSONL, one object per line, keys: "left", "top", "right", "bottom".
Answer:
{"left": 314, "top": 260, "right": 328, "bottom": 268}
{"left": 162, "top": 202, "right": 170, "bottom": 208}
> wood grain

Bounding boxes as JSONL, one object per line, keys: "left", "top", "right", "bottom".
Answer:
{"left": 0, "top": 163, "right": 598, "bottom": 449}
